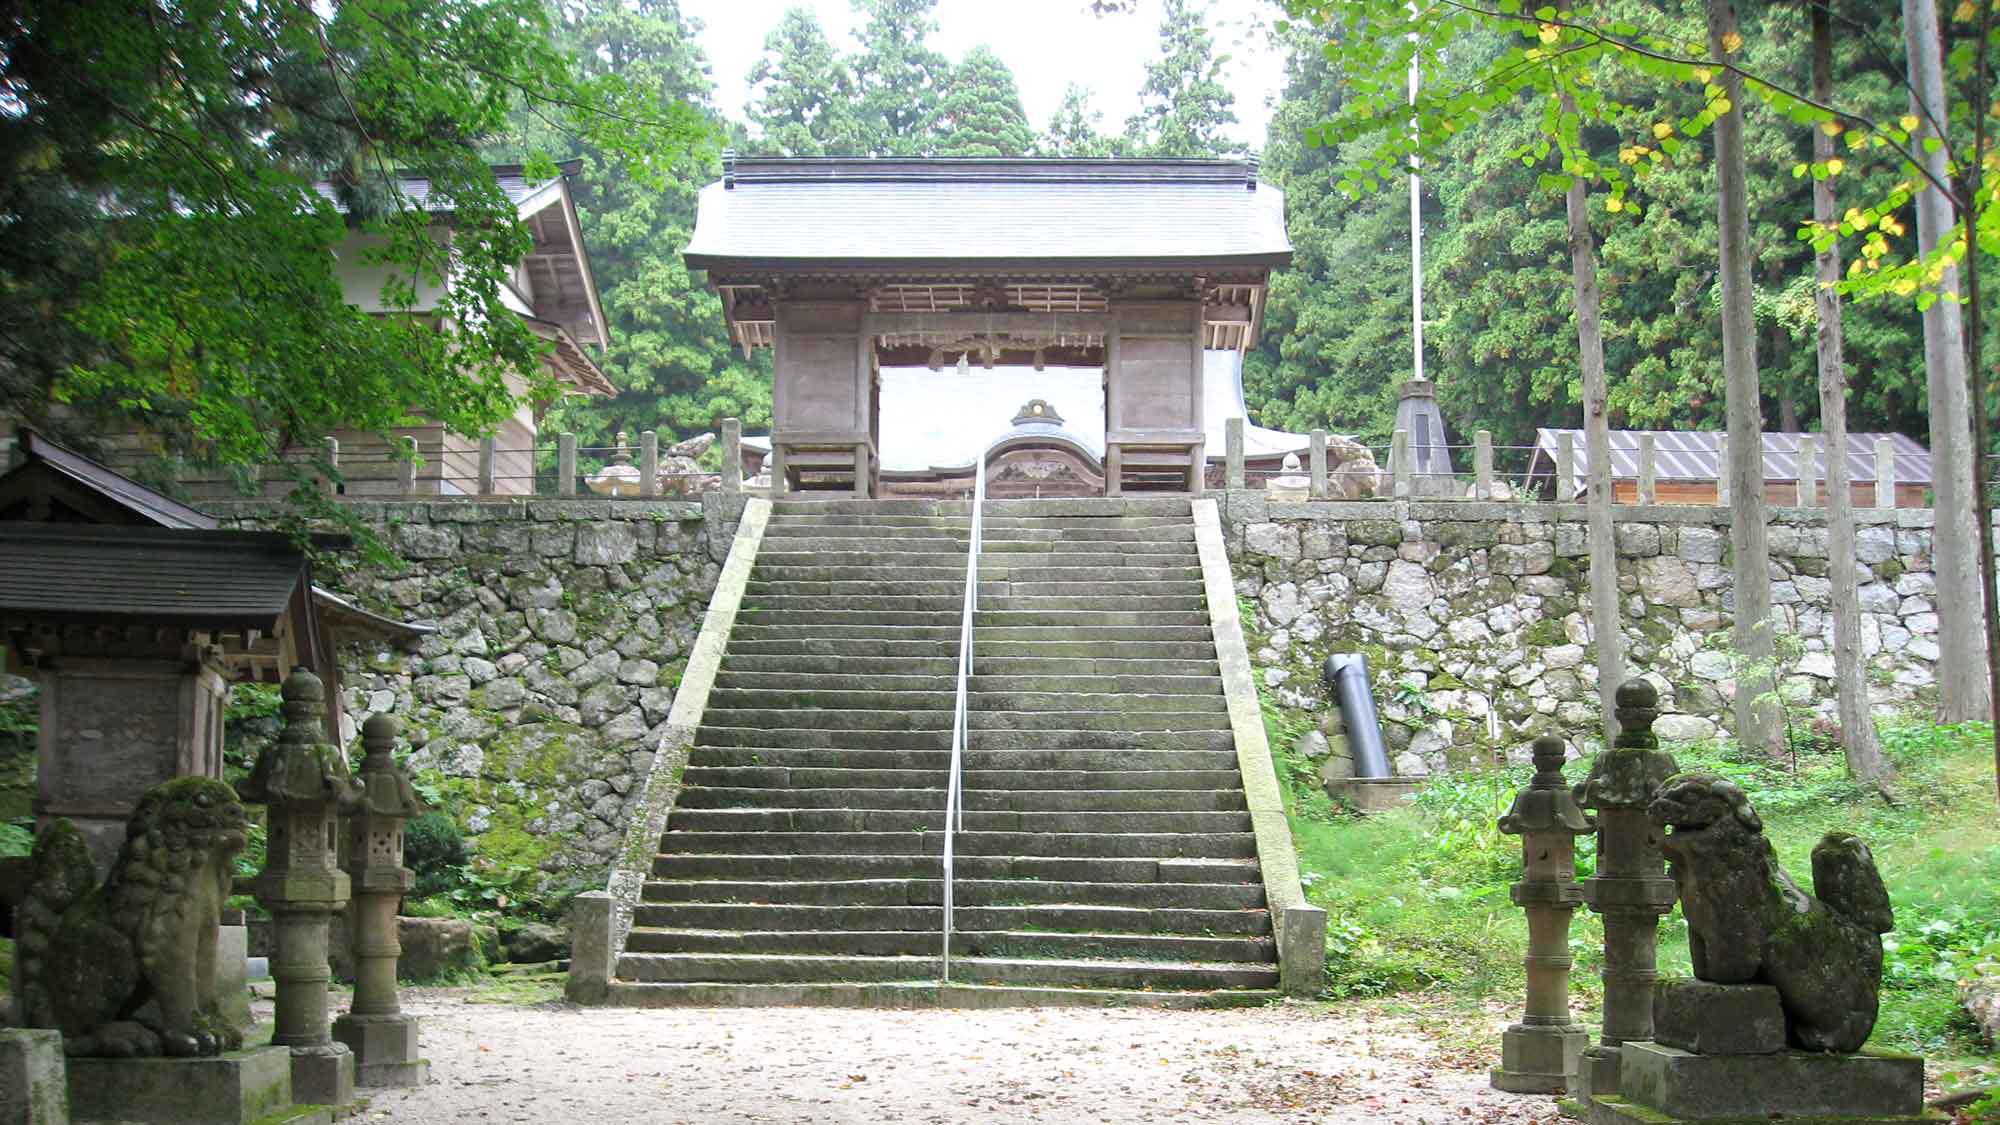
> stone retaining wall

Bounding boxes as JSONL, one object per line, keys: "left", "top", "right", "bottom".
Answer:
{"left": 213, "top": 493, "right": 746, "bottom": 896}
{"left": 1218, "top": 494, "right": 1943, "bottom": 774}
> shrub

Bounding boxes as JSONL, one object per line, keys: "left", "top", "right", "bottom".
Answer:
{"left": 404, "top": 812, "right": 469, "bottom": 898}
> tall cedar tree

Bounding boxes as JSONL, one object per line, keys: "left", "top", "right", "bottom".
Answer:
{"left": 1045, "top": 84, "right": 1121, "bottom": 157}
{"left": 936, "top": 47, "right": 1037, "bottom": 157}
{"left": 850, "top": 0, "right": 951, "bottom": 155}
{"left": 747, "top": 8, "right": 869, "bottom": 156}
{"left": 1124, "top": 0, "right": 1239, "bottom": 158}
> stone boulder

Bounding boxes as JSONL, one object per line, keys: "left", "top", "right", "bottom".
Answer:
{"left": 502, "top": 921, "right": 570, "bottom": 965}
{"left": 396, "top": 917, "right": 484, "bottom": 983}
{"left": 1325, "top": 435, "right": 1383, "bottom": 499}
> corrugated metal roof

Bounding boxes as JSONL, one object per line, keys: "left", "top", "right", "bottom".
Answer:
{"left": 1533, "top": 428, "right": 1932, "bottom": 485}
{"left": 684, "top": 158, "right": 1291, "bottom": 267}
{"left": 745, "top": 352, "right": 1316, "bottom": 471}
{"left": 0, "top": 524, "right": 308, "bottom": 629}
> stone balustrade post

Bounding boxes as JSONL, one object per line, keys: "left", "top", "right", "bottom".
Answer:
{"left": 1876, "top": 436, "right": 1896, "bottom": 509}
{"left": 1310, "top": 430, "right": 1329, "bottom": 500}
{"left": 478, "top": 436, "right": 497, "bottom": 496}
{"left": 1225, "top": 417, "right": 1245, "bottom": 490}
{"left": 1798, "top": 434, "right": 1819, "bottom": 507}
{"left": 1474, "top": 430, "right": 1493, "bottom": 500}
{"left": 332, "top": 714, "right": 429, "bottom": 1087}
{"left": 639, "top": 431, "right": 659, "bottom": 498}
{"left": 721, "top": 418, "right": 743, "bottom": 493}
{"left": 242, "top": 668, "right": 359, "bottom": 1109}
{"left": 1570, "top": 679, "right": 1680, "bottom": 1101}
{"left": 1492, "top": 736, "right": 1594, "bottom": 1094}
{"left": 321, "top": 437, "right": 340, "bottom": 497}
{"left": 1715, "top": 434, "right": 1731, "bottom": 506}
{"left": 396, "top": 436, "right": 418, "bottom": 494}
{"left": 1392, "top": 429, "right": 1412, "bottom": 499}
{"left": 1637, "top": 434, "right": 1656, "bottom": 505}
{"left": 1554, "top": 431, "right": 1575, "bottom": 503}
{"left": 557, "top": 432, "right": 578, "bottom": 496}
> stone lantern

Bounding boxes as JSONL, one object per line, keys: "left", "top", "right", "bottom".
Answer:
{"left": 1491, "top": 735, "right": 1593, "bottom": 1094}
{"left": 332, "top": 712, "right": 428, "bottom": 1087}
{"left": 240, "top": 667, "right": 360, "bottom": 1109}
{"left": 1569, "top": 679, "right": 1679, "bottom": 1100}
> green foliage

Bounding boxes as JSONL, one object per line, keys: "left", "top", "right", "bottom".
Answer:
{"left": 405, "top": 811, "right": 471, "bottom": 899}
{"left": 1044, "top": 84, "right": 1120, "bottom": 157}
{"left": 1, "top": 0, "right": 710, "bottom": 484}
{"left": 0, "top": 818, "right": 34, "bottom": 858}
{"left": 850, "top": 0, "right": 951, "bottom": 155}
{"left": 745, "top": 7, "right": 869, "bottom": 156}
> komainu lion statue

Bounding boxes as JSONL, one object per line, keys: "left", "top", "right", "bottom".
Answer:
{"left": 16, "top": 776, "right": 249, "bottom": 1057}
{"left": 1648, "top": 772, "right": 1895, "bottom": 1052}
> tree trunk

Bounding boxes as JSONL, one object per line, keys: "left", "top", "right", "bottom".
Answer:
{"left": 1903, "top": 0, "right": 1992, "bottom": 723}
{"left": 1563, "top": 88, "right": 1622, "bottom": 747}
{"left": 1812, "top": 0, "right": 1891, "bottom": 786}
{"left": 1708, "top": 0, "right": 1780, "bottom": 755}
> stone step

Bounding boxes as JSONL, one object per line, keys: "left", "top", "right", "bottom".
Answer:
{"left": 752, "top": 566, "right": 969, "bottom": 583}
{"left": 972, "top": 657, "right": 1220, "bottom": 676}
{"left": 656, "top": 830, "right": 1258, "bottom": 859}
{"left": 624, "top": 927, "right": 1273, "bottom": 963}
{"left": 603, "top": 981, "right": 1280, "bottom": 1009}
{"left": 727, "top": 624, "right": 963, "bottom": 642}
{"left": 999, "top": 581, "right": 1205, "bottom": 598}
{"left": 639, "top": 877, "right": 1262, "bottom": 911}
{"left": 973, "top": 497, "right": 1194, "bottom": 517}
{"left": 969, "top": 675, "right": 1221, "bottom": 696}
{"left": 756, "top": 537, "right": 968, "bottom": 555}
{"left": 664, "top": 808, "right": 1254, "bottom": 833}
{"left": 979, "top": 525, "right": 1196, "bottom": 544}
{"left": 764, "top": 524, "right": 966, "bottom": 540}
{"left": 745, "top": 580, "right": 975, "bottom": 599}
{"left": 711, "top": 672, "right": 954, "bottom": 692}
{"left": 734, "top": 610, "right": 967, "bottom": 627}
{"left": 649, "top": 853, "right": 1259, "bottom": 884}
{"left": 772, "top": 499, "right": 955, "bottom": 515}
{"left": 682, "top": 765, "right": 1244, "bottom": 790}
{"left": 627, "top": 901, "right": 1271, "bottom": 935}
{"left": 684, "top": 747, "right": 1241, "bottom": 772}
{"left": 974, "top": 609, "right": 1211, "bottom": 628}
{"left": 981, "top": 540, "right": 1195, "bottom": 557}
{"left": 977, "top": 625, "right": 1215, "bottom": 643}
{"left": 743, "top": 594, "right": 974, "bottom": 613}
{"left": 977, "top": 596, "right": 1208, "bottom": 614}
{"left": 692, "top": 726, "right": 1235, "bottom": 751}
{"left": 985, "top": 559, "right": 1204, "bottom": 576}
{"left": 705, "top": 689, "right": 1227, "bottom": 715}
{"left": 742, "top": 580, "right": 1205, "bottom": 599}
{"left": 767, "top": 513, "right": 1190, "bottom": 530}
{"left": 715, "top": 657, "right": 960, "bottom": 677}
{"left": 673, "top": 786, "right": 1247, "bottom": 813}
{"left": 973, "top": 639, "right": 1216, "bottom": 660}
{"left": 698, "top": 709, "right": 1231, "bottom": 734}
{"left": 615, "top": 952, "right": 1275, "bottom": 991}
{"left": 723, "top": 638, "right": 962, "bottom": 659}
{"left": 756, "top": 551, "right": 969, "bottom": 568}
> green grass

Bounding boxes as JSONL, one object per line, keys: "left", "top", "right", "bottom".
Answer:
{"left": 1278, "top": 711, "right": 2000, "bottom": 1068}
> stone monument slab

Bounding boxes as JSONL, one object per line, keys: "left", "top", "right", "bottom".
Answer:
{"left": 1612, "top": 1041, "right": 1923, "bottom": 1120}
{"left": 1652, "top": 979, "right": 1784, "bottom": 1055}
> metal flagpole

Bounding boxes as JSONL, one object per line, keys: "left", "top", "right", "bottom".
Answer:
{"left": 1408, "top": 12, "right": 1425, "bottom": 384}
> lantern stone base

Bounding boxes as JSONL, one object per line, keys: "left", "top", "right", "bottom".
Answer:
{"left": 332, "top": 1013, "right": 429, "bottom": 1087}
{"left": 288, "top": 1043, "right": 356, "bottom": 1110}
{"left": 65, "top": 1045, "right": 333, "bottom": 1125}
{"left": 1492, "top": 1020, "right": 1589, "bottom": 1094}
{"left": 1583, "top": 1042, "right": 1931, "bottom": 1124}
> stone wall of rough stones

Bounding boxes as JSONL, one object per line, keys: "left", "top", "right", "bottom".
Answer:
{"left": 212, "top": 493, "right": 744, "bottom": 897}
{"left": 1217, "top": 493, "right": 1944, "bottom": 775}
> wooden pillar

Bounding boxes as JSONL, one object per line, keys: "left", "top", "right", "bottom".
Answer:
{"left": 639, "top": 431, "right": 659, "bottom": 498}
{"left": 557, "top": 433, "right": 577, "bottom": 496}
{"left": 1392, "top": 429, "right": 1412, "bottom": 499}
{"left": 1310, "top": 430, "right": 1329, "bottom": 499}
{"left": 721, "top": 418, "right": 743, "bottom": 494}
{"left": 478, "top": 437, "right": 496, "bottom": 496}
{"left": 1226, "top": 417, "right": 1245, "bottom": 489}
{"left": 1876, "top": 436, "right": 1897, "bottom": 509}
{"left": 1474, "top": 430, "right": 1493, "bottom": 500}
{"left": 1554, "top": 432, "right": 1575, "bottom": 503}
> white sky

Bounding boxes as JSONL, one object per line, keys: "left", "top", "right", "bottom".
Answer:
{"left": 679, "top": 0, "right": 1285, "bottom": 150}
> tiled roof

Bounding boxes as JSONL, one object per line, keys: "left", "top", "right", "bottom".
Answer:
{"left": 1533, "top": 428, "right": 1932, "bottom": 485}
{"left": 312, "top": 164, "right": 565, "bottom": 215}
{"left": 0, "top": 523, "right": 308, "bottom": 630}
{"left": 685, "top": 158, "right": 1291, "bottom": 267}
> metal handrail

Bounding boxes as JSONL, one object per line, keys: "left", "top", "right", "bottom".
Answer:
{"left": 940, "top": 455, "right": 986, "bottom": 983}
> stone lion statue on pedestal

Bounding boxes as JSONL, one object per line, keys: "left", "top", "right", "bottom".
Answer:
{"left": 16, "top": 776, "right": 250, "bottom": 1057}
{"left": 1648, "top": 772, "right": 1895, "bottom": 1053}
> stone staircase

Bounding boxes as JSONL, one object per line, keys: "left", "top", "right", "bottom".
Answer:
{"left": 611, "top": 496, "right": 1279, "bottom": 1006}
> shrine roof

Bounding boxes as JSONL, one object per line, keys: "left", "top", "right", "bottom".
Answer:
{"left": 0, "top": 523, "right": 310, "bottom": 631}
{"left": 684, "top": 157, "right": 1291, "bottom": 272}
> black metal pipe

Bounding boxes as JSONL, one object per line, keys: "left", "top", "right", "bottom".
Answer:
{"left": 1324, "top": 652, "right": 1391, "bottom": 779}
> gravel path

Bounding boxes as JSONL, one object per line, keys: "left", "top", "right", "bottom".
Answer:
{"left": 354, "top": 990, "right": 1564, "bottom": 1124}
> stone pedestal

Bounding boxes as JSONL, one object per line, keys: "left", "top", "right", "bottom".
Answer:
{"left": 1587, "top": 1042, "right": 1928, "bottom": 1124}
{"left": 1571, "top": 681, "right": 1678, "bottom": 1100}
{"left": 287, "top": 1046, "right": 354, "bottom": 1109}
{"left": 0, "top": 1028, "right": 67, "bottom": 1125}
{"left": 63, "top": 1046, "right": 329, "bottom": 1125}
{"left": 1322, "top": 776, "right": 1421, "bottom": 813}
{"left": 1652, "top": 979, "right": 1783, "bottom": 1055}
{"left": 333, "top": 1013, "right": 430, "bottom": 1087}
